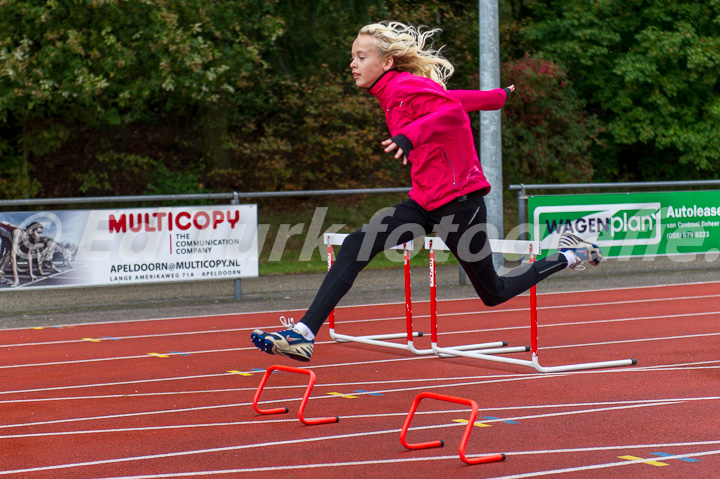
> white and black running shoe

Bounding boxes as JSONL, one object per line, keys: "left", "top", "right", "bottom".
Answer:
{"left": 250, "top": 316, "right": 314, "bottom": 362}
{"left": 558, "top": 233, "right": 603, "bottom": 271}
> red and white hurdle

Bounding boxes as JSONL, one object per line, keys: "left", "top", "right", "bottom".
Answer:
{"left": 426, "top": 236, "right": 637, "bottom": 373}
{"left": 324, "top": 233, "right": 434, "bottom": 355}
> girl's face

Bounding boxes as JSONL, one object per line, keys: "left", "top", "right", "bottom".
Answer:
{"left": 350, "top": 34, "right": 393, "bottom": 88}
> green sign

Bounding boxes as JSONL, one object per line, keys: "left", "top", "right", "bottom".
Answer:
{"left": 528, "top": 191, "right": 720, "bottom": 258}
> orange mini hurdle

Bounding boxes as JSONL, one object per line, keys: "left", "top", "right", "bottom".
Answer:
{"left": 400, "top": 392, "right": 506, "bottom": 465}
{"left": 253, "top": 365, "right": 339, "bottom": 425}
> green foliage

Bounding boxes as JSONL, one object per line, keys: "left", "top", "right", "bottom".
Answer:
{"left": 208, "top": 68, "right": 404, "bottom": 192}
{"left": 74, "top": 152, "right": 155, "bottom": 196}
{"left": 501, "top": 55, "right": 600, "bottom": 185}
{"left": 385, "top": 0, "right": 480, "bottom": 90}
{"left": 0, "top": 137, "right": 40, "bottom": 199}
{"left": 1, "top": 0, "right": 717, "bottom": 202}
{"left": 74, "top": 151, "right": 205, "bottom": 197}
{"left": 0, "top": 0, "right": 284, "bottom": 197}
{"left": 0, "top": 0, "right": 283, "bottom": 122}
{"left": 145, "top": 161, "right": 207, "bottom": 197}
{"left": 520, "top": 0, "right": 720, "bottom": 180}
{"left": 267, "top": 0, "right": 385, "bottom": 76}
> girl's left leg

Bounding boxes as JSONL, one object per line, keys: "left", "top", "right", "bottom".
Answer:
{"left": 432, "top": 194, "right": 568, "bottom": 307}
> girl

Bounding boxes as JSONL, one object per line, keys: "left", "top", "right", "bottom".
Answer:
{"left": 251, "top": 22, "right": 601, "bottom": 362}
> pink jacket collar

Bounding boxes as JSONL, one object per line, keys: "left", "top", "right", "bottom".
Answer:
{"left": 367, "top": 69, "right": 400, "bottom": 98}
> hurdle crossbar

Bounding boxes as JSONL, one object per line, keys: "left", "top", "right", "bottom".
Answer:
{"left": 324, "top": 233, "right": 433, "bottom": 355}
{"left": 425, "top": 236, "right": 637, "bottom": 373}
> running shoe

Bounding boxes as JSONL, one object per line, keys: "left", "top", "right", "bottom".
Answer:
{"left": 558, "top": 233, "right": 603, "bottom": 271}
{"left": 250, "top": 316, "right": 314, "bottom": 362}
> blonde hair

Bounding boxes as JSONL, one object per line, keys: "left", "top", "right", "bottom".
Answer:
{"left": 359, "top": 21, "right": 454, "bottom": 88}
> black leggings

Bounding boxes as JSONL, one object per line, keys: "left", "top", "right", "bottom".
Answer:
{"left": 300, "top": 192, "right": 567, "bottom": 335}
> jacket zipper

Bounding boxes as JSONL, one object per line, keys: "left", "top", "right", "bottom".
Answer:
{"left": 442, "top": 149, "right": 459, "bottom": 193}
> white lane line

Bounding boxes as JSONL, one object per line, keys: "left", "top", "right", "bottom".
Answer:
{"left": 0, "top": 327, "right": 252, "bottom": 349}
{"left": 0, "top": 371, "right": 530, "bottom": 400}
{"left": 0, "top": 347, "right": 252, "bottom": 370}
{"left": 2, "top": 349, "right": 717, "bottom": 400}
{"left": 0, "top": 374, "right": 565, "bottom": 430}
{"left": 73, "top": 448, "right": 720, "bottom": 478}
{"left": 0, "top": 290, "right": 720, "bottom": 348}
{"left": 2, "top": 279, "right": 717, "bottom": 334}
{"left": 0, "top": 370, "right": 541, "bottom": 402}
{"left": 4, "top": 291, "right": 718, "bottom": 349}
{"left": 1, "top": 398, "right": 704, "bottom": 440}
{"left": 483, "top": 449, "right": 720, "bottom": 479}
{"left": 0, "top": 402, "right": 716, "bottom": 476}
{"left": 104, "top": 447, "right": 720, "bottom": 478}
{"left": 0, "top": 371, "right": 231, "bottom": 396}
{"left": 2, "top": 358, "right": 717, "bottom": 432}
{"left": 0, "top": 423, "right": 401, "bottom": 475}
{"left": 541, "top": 331, "right": 720, "bottom": 350}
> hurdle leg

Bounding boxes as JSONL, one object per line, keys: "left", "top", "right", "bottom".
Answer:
{"left": 429, "top": 248, "right": 533, "bottom": 367}
{"left": 427, "top": 237, "right": 637, "bottom": 372}
{"left": 253, "top": 365, "right": 339, "bottom": 425}
{"left": 428, "top": 242, "right": 529, "bottom": 359}
{"left": 503, "top": 277, "right": 638, "bottom": 370}
{"left": 526, "top": 254, "right": 637, "bottom": 373}
{"left": 325, "top": 234, "right": 429, "bottom": 354}
{"left": 404, "top": 246, "right": 434, "bottom": 355}
{"left": 400, "top": 392, "right": 506, "bottom": 465}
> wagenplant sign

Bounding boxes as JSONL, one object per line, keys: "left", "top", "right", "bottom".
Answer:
{"left": 529, "top": 191, "right": 720, "bottom": 259}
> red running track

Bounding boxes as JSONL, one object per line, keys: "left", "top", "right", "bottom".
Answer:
{"left": 0, "top": 281, "right": 719, "bottom": 478}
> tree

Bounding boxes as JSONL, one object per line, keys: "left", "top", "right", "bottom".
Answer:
{"left": 266, "top": 0, "right": 385, "bottom": 76}
{"left": 210, "top": 68, "right": 403, "bottom": 193}
{"left": 520, "top": 0, "right": 720, "bottom": 181}
{"left": 501, "top": 55, "right": 600, "bottom": 186}
{"left": 0, "top": 0, "right": 283, "bottom": 197}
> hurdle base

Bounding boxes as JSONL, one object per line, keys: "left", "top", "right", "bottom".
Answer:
{"left": 330, "top": 330, "right": 529, "bottom": 357}
{"left": 329, "top": 329, "right": 435, "bottom": 355}
{"left": 431, "top": 345, "right": 637, "bottom": 373}
{"left": 433, "top": 342, "right": 530, "bottom": 358}
{"left": 433, "top": 345, "right": 536, "bottom": 368}
{"left": 330, "top": 330, "right": 422, "bottom": 343}
{"left": 531, "top": 353, "right": 637, "bottom": 373}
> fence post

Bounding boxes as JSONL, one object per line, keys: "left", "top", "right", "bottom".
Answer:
{"left": 230, "top": 191, "right": 241, "bottom": 300}
{"left": 234, "top": 279, "right": 242, "bottom": 301}
{"left": 517, "top": 184, "right": 527, "bottom": 240}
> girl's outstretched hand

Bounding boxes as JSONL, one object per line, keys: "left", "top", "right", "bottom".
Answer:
{"left": 381, "top": 139, "right": 407, "bottom": 165}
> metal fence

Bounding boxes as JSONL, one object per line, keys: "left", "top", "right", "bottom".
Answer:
{"left": 3, "top": 180, "right": 719, "bottom": 296}
{"left": 0, "top": 187, "right": 412, "bottom": 299}
{"left": 0, "top": 187, "right": 411, "bottom": 209}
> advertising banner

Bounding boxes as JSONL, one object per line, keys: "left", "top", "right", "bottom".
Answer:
{"left": 528, "top": 191, "right": 720, "bottom": 258}
{"left": 0, "top": 205, "right": 258, "bottom": 290}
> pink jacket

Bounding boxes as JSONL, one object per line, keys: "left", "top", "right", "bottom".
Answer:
{"left": 368, "top": 70, "right": 508, "bottom": 211}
